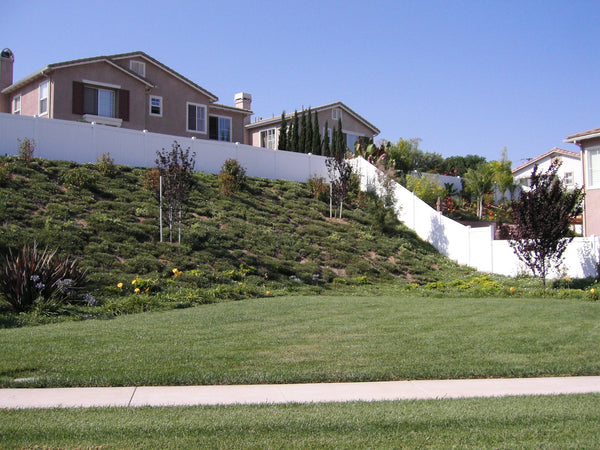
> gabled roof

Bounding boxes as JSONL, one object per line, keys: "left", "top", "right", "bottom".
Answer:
{"left": 1, "top": 51, "right": 219, "bottom": 102}
{"left": 245, "top": 101, "right": 380, "bottom": 135}
{"left": 564, "top": 126, "right": 600, "bottom": 143}
{"left": 512, "top": 147, "right": 580, "bottom": 174}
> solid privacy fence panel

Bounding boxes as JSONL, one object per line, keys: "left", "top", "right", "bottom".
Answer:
{"left": 0, "top": 113, "right": 329, "bottom": 182}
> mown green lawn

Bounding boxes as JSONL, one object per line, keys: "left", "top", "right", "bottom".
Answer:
{"left": 1, "top": 295, "right": 598, "bottom": 387}
{"left": 1, "top": 394, "right": 599, "bottom": 448}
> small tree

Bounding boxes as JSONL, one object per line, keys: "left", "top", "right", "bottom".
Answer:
{"left": 326, "top": 137, "right": 353, "bottom": 219}
{"left": 17, "top": 138, "right": 36, "bottom": 166}
{"left": 507, "top": 160, "right": 583, "bottom": 287}
{"left": 155, "top": 141, "right": 196, "bottom": 243}
{"left": 463, "top": 163, "right": 495, "bottom": 219}
{"left": 217, "top": 158, "right": 246, "bottom": 195}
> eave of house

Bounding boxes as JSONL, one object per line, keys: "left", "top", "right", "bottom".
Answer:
{"left": 564, "top": 126, "right": 600, "bottom": 144}
{"left": 512, "top": 147, "right": 580, "bottom": 174}
{"left": 1, "top": 51, "right": 219, "bottom": 103}
{"left": 210, "top": 103, "right": 253, "bottom": 115}
{"left": 245, "top": 101, "right": 380, "bottom": 136}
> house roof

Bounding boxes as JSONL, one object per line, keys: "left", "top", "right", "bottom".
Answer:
{"left": 245, "top": 101, "right": 380, "bottom": 135}
{"left": 1, "top": 51, "right": 220, "bottom": 103}
{"left": 564, "top": 126, "right": 600, "bottom": 143}
{"left": 512, "top": 147, "right": 580, "bottom": 174}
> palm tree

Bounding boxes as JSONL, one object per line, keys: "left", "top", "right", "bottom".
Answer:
{"left": 463, "top": 163, "right": 495, "bottom": 219}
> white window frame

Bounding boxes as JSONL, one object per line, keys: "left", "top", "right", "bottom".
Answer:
{"left": 149, "top": 95, "right": 162, "bottom": 117}
{"left": 187, "top": 102, "right": 207, "bottom": 134}
{"left": 39, "top": 80, "right": 49, "bottom": 116}
{"left": 260, "top": 128, "right": 277, "bottom": 149}
{"left": 563, "top": 171, "right": 574, "bottom": 186}
{"left": 332, "top": 108, "right": 342, "bottom": 120}
{"left": 130, "top": 60, "right": 146, "bottom": 77}
{"left": 12, "top": 94, "right": 21, "bottom": 115}
{"left": 586, "top": 146, "right": 600, "bottom": 189}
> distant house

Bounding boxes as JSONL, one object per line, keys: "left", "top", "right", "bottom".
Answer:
{"left": 565, "top": 128, "right": 600, "bottom": 236}
{"left": 512, "top": 148, "right": 582, "bottom": 190}
{"left": 0, "top": 49, "right": 252, "bottom": 143}
{"left": 245, "top": 102, "right": 380, "bottom": 152}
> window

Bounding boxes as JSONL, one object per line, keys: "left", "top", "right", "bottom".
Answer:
{"left": 587, "top": 146, "right": 600, "bottom": 188}
{"left": 564, "top": 171, "right": 574, "bottom": 186}
{"left": 12, "top": 95, "right": 21, "bottom": 115}
{"left": 72, "top": 81, "right": 128, "bottom": 125}
{"left": 130, "top": 60, "right": 146, "bottom": 77}
{"left": 39, "top": 81, "right": 48, "bottom": 115}
{"left": 84, "top": 86, "right": 116, "bottom": 117}
{"left": 149, "top": 96, "right": 162, "bottom": 117}
{"left": 260, "top": 128, "right": 277, "bottom": 149}
{"left": 332, "top": 108, "right": 342, "bottom": 120}
{"left": 209, "top": 116, "right": 232, "bottom": 141}
{"left": 519, "top": 177, "right": 531, "bottom": 188}
{"left": 187, "top": 103, "right": 206, "bottom": 133}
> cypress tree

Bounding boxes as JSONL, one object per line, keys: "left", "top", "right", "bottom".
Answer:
{"left": 299, "top": 109, "right": 307, "bottom": 153}
{"left": 306, "top": 108, "right": 313, "bottom": 154}
{"left": 335, "top": 117, "right": 345, "bottom": 158}
{"left": 312, "top": 112, "right": 321, "bottom": 155}
{"left": 278, "top": 111, "right": 287, "bottom": 150}
{"left": 323, "top": 121, "right": 330, "bottom": 157}
{"left": 291, "top": 110, "right": 299, "bottom": 152}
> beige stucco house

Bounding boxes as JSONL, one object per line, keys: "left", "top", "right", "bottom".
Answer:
{"left": 565, "top": 128, "right": 600, "bottom": 237}
{"left": 0, "top": 49, "right": 252, "bottom": 143}
{"left": 245, "top": 102, "right": 380, "bottom": 152}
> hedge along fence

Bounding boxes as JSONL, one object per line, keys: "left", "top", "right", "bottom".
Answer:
{"left": 350, "top": 157, "right": 600, "bottom": 279}
{"left": 0, "top": 113, "right": 329, "bottom": 183}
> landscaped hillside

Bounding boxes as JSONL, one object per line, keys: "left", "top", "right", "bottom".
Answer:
{"left": 0, "top": 155, "right": 469, "bottom": 321}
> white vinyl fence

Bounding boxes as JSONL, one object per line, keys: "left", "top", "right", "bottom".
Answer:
{"left": 351, "top": 157, "right": 599, "bottom": 279}
{"left": 0, "top": 113, "right": 329, "bottom": 182}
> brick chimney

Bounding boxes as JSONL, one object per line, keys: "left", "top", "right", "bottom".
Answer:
{"left": 0, "top": 48, "right": 15, "bottom": 113}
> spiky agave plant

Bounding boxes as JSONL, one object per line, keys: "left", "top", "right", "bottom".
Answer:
{"left": 0, "top": 242, "right": 87, "bottom": 312}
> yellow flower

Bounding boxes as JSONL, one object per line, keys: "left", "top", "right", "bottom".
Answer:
{"left": 172, "top": 268, "right": 178, "bottom": 274}
{"left": 510, "top": 287, "right": 515, "bottom": 292}
{"left": 132, "top": 279, "right": 137, "bottom": 285}
{"left": 176, "top": 270, "right": 182, "bottom": 276}
{"left": 117, "top": 282, "right": 123, "bottom": 289}
{"left": 565, "top": 277, "right": 571, "bottom": 282}
{"left": 145, "top": 287, "right": 150, "bottom": 294}
{"left": 266, "top": 291, "right": 271, "bottom": 295}
{"left": 134, "top": 288, "right": 140, "bottom": 294}
{"left": 591, "top": 288, "right": 596, "bottom": 294}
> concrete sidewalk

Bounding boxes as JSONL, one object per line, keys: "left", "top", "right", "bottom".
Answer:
{"left": 1, "top": 376, "right": 599, "bottom": 409}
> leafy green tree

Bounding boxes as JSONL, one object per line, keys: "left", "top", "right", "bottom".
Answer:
{"left": 155, "top": 141, "right": 196, "bottom": 243}
{"left": 405, "top": 174, "right": 445, "bottom": 207}
{"left": 440, "top": 154, "right": 487, "bottom": 177}
{"left": 312, "top": 112, "right": 321, "bottom": 155}
{"left": 463, "top": 163, "right": 495, "bottom": 219}
{"left": 507, "top": 160, "right": 583, "bottom": 287}
{"left": 278, "top": 112, "right": 287, "bottom": 150}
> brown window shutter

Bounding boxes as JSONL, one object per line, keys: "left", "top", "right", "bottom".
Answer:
{"left": 118, "top": 89, "right": 129, "bottom": 121}
{"left": 72, "top": 81, "right": 84, "bottom": 114}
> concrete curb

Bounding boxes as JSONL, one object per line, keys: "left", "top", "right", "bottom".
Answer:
{"left": 1, "top": 376, "right": 600, "bottom": 409}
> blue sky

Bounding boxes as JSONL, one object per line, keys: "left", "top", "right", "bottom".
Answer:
{"left": 2, "top": 0, "right": 599, "bottom": 166}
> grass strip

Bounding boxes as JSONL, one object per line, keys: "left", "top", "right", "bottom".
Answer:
{"left": 1, "top": 295, "right": 599, "bottom": 387}
{"left": 1, "top": 394, "right": 599, "bottom": 448}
